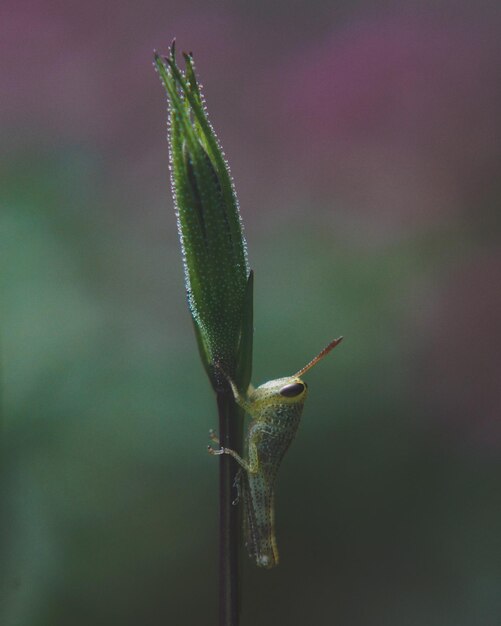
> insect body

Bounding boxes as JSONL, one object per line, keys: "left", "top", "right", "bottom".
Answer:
{"left": 208, "top": 337, "right": 343, "bottom": 568}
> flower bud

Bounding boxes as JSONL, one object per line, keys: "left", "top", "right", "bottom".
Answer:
{"left": 155, "top": 44, "right": 253, "bottom": 390}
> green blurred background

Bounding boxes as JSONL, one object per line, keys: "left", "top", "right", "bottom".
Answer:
{"left": 1, "top": 1, "right": 500, "bottom": 625}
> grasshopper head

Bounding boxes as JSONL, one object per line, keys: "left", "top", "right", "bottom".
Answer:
{"left": 251, "top": 376, "right": 309, "bottom": 405}
{"left": 249, "top": 337, "right": 343, "bottom": 406}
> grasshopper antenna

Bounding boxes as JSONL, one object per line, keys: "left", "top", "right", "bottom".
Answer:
{"left": 294, "top": 337, "right": 343, "bottom": 378}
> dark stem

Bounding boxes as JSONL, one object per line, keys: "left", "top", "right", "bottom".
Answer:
{"left": 217, "top": 390, "right": 240, "bottom": 626}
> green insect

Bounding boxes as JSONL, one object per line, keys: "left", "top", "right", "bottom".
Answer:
{"left": 208, "top": 337, "right": 343, "bottom": 568}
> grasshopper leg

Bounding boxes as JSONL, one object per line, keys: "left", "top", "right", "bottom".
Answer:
{"left": 207, "top": 444, "right": 253, "bottom": 473}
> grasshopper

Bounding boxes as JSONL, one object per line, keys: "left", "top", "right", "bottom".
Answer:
{"left": 209, "top": 337, "right": 343, "bottom": 568}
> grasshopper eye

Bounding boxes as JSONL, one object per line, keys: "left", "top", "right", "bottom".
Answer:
{"left": 279, "top": 382, "right": 305, "bottom": 398}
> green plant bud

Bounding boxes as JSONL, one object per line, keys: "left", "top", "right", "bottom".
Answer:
{"left": 155, "top": 43, "right": 253, "bottom": 391}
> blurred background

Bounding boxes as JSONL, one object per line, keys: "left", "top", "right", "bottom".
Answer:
{"left": 1, "top": 1, "right": 500, "bottom": 624}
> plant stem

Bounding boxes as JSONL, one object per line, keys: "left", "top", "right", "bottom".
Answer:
{"left": 217, "top": 391, "right": 240, "bottom": 626}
